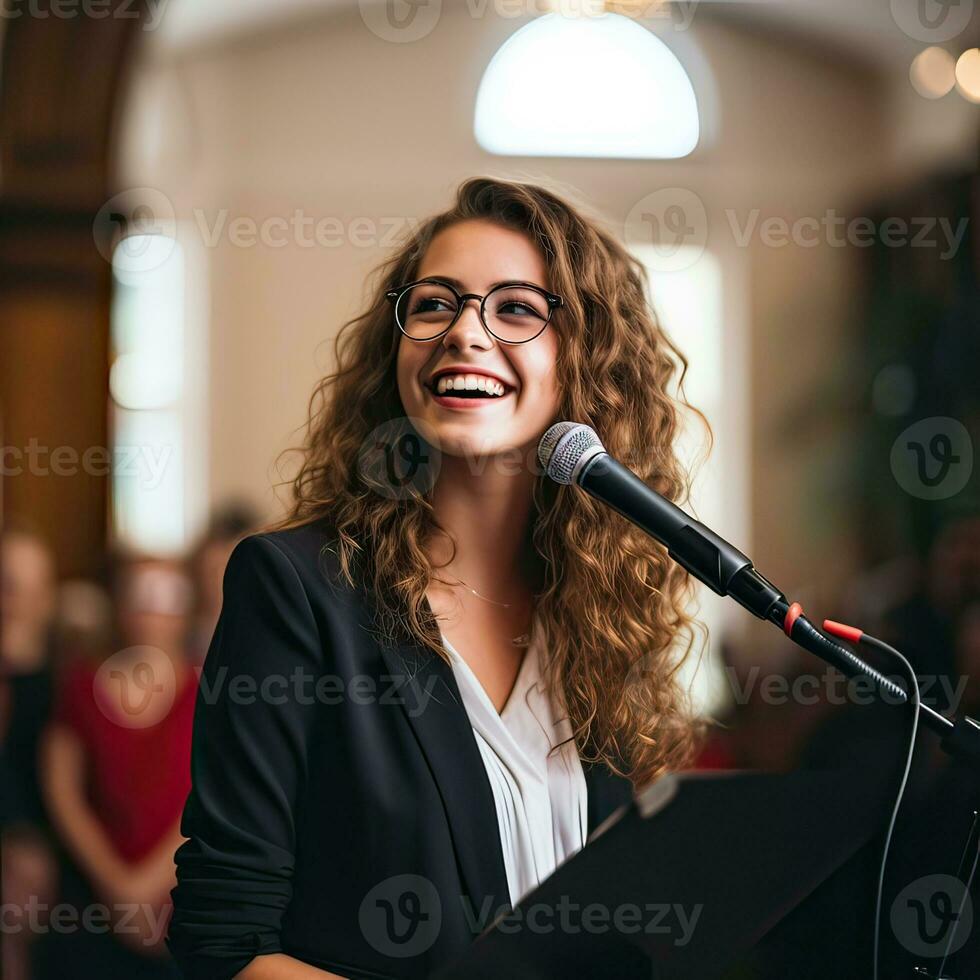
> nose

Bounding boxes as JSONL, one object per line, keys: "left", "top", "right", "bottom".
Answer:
{"left": 441, "top": 296, "right": 493, "bottom": 350}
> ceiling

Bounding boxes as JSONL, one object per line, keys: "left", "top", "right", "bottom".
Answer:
{"left": 149, "top": 0, "right": 952, "bottom": 69}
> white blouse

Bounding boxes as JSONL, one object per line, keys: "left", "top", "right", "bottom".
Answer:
{"left": 441, "top": 628, "right": 589, "bottom": 907}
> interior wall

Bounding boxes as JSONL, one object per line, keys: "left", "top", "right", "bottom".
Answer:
{"left": 115, "top": 7, "right": 895, "bottom": 635}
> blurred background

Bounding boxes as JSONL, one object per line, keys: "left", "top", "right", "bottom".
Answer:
{"left": 1, "top": 0, "right": 979, "bottom": 976}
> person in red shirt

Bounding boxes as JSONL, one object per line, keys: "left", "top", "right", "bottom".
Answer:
{"left": 41, "top": 556, "right": 197, "bottom": 977}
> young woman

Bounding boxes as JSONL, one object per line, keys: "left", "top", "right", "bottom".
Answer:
{"left": 168, "top": 177, "right": 704, "bottom": 980}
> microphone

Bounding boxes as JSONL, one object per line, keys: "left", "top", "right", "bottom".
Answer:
{"left": 537, "top": 421, "right": 923, "bottom": 716}
{"left": 537, "top": 421, "right": 785, "bottom": 623}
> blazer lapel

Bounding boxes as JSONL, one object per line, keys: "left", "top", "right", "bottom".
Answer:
{"left": 583, "top": 761, "right": 635, "bottom": 836}
{"left": 376, "top": 613, "right": 634, "bottom": 911}
{"left": 378, "top": 635, "right": 511, "bottom": 916}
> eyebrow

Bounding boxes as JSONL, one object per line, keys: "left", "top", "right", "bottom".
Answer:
{"left": 429, "top": 276, "right": 547, "bottom": 291}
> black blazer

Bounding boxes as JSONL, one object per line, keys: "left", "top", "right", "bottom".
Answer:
{"left": 168, "top": 521, "right": 634, "bottom": 980}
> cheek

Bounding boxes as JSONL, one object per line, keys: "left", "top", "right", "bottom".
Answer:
{"left": 520, "top": 336, "right": 561, "bottom": 408}
{"left": 395, "top": 339, "right": 420, "bottom": 404}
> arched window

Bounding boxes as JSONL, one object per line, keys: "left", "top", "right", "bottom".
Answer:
{"left": 474, "top": 13, "right": 700, "bottom": 159}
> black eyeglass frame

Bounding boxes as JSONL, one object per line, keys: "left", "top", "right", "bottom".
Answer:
{"left": 385, "top": 277, "right": 564, "bottom": 345}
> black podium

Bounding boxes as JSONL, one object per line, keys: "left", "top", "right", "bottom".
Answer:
{"left": 434, "top": 762, "right": 916, "bottom": 980}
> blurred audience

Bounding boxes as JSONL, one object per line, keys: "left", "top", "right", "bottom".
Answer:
{"left": 878, "top": 509, "right": 980, "bottom": 710}
{"left": 53, "top": 579, "right": 114, "bottom": 663}
{"left": 2, "top": 523, "right": 58, "bottom": 824}
{"left": 0, "top": 501, "right": 261, "bottom": 980}
{"left": 1, "top": 523, "right": 59, "bottom": 980}
{"left": 185, "top": 502, "right": 258, "bottom": 664}
{"left": 39, "top": 555, "right": 196, "bottom": 978}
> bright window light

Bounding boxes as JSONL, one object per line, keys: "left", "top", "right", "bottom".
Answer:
{"left": 632, "top": 246, "right": 739, "bottom": 717}
{"left": 110, "top": 234, "right": 188, "bottom": 556}
{"left": 474, "top": 13, "right": 700, "bottom": 159}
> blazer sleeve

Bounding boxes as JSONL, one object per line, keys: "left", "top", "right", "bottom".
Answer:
{"left": 167, "top": 533, "right": 325, "bottom": 980}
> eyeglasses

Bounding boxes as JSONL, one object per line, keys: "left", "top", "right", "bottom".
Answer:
{"left": 386, "top": 278, "right": 563, "bottom": 345}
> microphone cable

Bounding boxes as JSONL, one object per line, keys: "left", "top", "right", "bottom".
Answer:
{"left": 823, "top": 620, "right": 922, "bottom": 980}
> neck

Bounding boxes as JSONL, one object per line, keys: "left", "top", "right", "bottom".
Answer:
{"left": 427, "top": 452, "right": 537, "bottom": 600}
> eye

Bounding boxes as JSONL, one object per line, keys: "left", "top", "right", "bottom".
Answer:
{"left": 486, "top": 284, "right": 551, "bottom": 322}
{"left": 411, "top": 296, "right": 456, "bottom": 315}
{"left": 498, "top": 300, "right": 544, "bottom": 318}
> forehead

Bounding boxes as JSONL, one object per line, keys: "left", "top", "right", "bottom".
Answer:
{"left": 416, "top": 219, "right": 548, "bottom": 289}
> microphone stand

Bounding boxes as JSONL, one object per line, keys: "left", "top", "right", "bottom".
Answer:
{"left": 770, "top": 596, "right": 980, "bottom": 766}
{"left": 577, "top": 452, "right": 980, "bottom": 767}
{"left": 559, "top": 441, "right": 979, "bottom": 978}
{"left": 711, "top": 559, "right": 978, "bottom": 767}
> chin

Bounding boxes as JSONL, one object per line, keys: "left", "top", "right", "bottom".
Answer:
{"left": 433, "top": 426, "right": 511, "bottom": 458}
{"left": 422, "top": 420, "right": 519, "bottom": 459}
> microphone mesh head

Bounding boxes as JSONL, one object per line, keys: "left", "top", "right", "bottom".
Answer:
{"left": 537, "top": 421, "right": 577, "bottom": 471}
{"left": 538, "top": 422, "right": 605, "bottom": 485}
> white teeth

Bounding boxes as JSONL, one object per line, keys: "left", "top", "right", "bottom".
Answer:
{"left": 434, "top": 374, "right": 507, "bottom": 396}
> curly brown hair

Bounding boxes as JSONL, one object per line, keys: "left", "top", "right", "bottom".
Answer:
{"left": 270, "top": 176, "right": 710, "bottom": 789}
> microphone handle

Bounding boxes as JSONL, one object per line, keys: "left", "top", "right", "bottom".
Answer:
{"left": 578, "top": 453, "right": 784, "bottom": 620}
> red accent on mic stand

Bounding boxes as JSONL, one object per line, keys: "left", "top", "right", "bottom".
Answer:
{"left": 822, "top": 619, "right": 865, "bottom": 646}
{"left": 783, "top": 601, "right": 803, "bottom": 636}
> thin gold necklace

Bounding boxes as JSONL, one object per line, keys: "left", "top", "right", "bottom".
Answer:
{"left": 452, "top": 576, "right": 515, "bottom": 608}
{"left": 449, "top": 577, "right": 532, "bottom": 646}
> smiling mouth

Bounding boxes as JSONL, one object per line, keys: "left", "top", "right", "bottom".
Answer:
{"left": 425, "top": 386, "right": 515, "bottom": 406}
{"left": 428, "top": 387, "right": 511, "bottom": 399}
{"left": 424, "top": 375, "right": 516, "bottom": 400}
